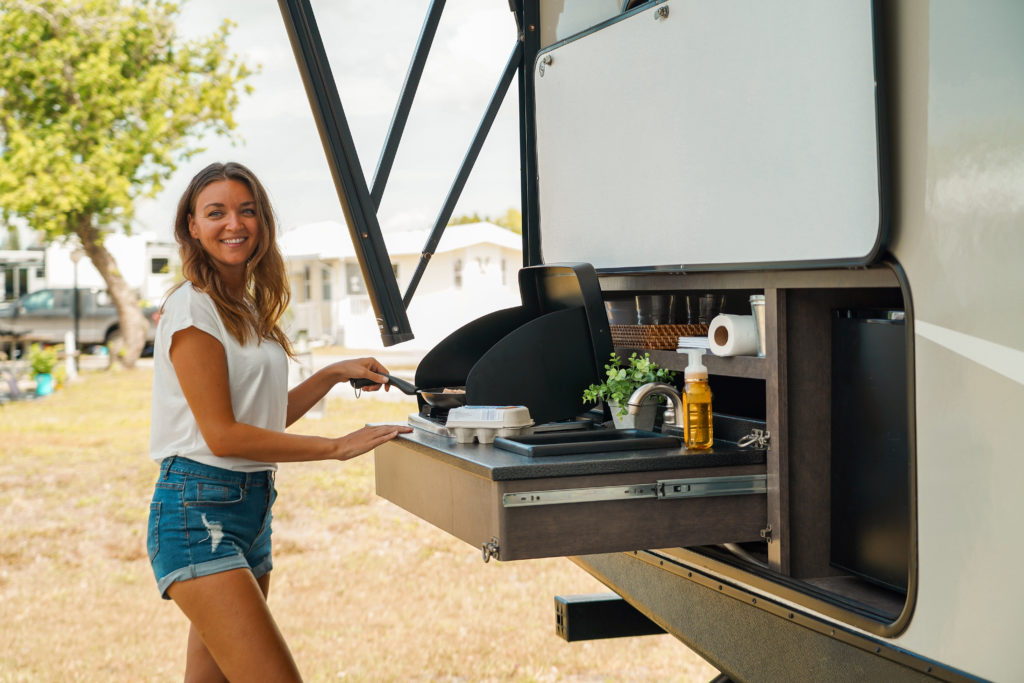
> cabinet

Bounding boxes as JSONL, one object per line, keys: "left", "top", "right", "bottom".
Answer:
{"left": 375, "top": 432, "right": 766, "bottom": 562}
{"left": 600, "top": 265, "right": 912, "bottom": 625}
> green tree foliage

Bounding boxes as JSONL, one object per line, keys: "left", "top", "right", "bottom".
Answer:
{"left": 0, "top": 0, "right": 254, "bottom": 367}
{"left": 494, "top": 208, "right": 522, "bottom": 234}
{"left": 448, "top": 208, "right": 522, "bottom": 234}
{"left": 447, "top": 212, "right": 484, "bottom": 226}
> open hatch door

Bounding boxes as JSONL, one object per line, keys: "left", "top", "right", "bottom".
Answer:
{"left": 532, "top": 0, "right": 887, "bottom": 271}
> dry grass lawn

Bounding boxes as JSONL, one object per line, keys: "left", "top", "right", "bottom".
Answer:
{"left": 0, "top": 367, "right": 717, "bottom": 682}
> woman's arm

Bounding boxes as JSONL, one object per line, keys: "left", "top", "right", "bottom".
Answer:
{"left": 286, "top": 357, "right": 391, "bottom": 427}
{"left": 170, "top": 327, "right": 409, "bottom": 462}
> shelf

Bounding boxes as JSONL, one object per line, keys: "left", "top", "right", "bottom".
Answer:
{"left": 617, "top": 347, "right": 769, "bottom": 380}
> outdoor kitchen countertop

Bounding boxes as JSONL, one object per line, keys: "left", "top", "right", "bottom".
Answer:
{"left": 391, "top": 426, "right": 766, "bottom": 481}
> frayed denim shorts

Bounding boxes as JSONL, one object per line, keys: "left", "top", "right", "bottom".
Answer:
{"left": 147, "top": 456, "right": 277, "bottom": 599}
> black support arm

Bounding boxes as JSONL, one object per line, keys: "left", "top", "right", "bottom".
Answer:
{"left": 279, "top": 0, "right": 413, "bottom": 346}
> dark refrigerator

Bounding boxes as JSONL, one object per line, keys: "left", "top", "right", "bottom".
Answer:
{"left": 830, "top": 309, "right": 910, "bottom": 593}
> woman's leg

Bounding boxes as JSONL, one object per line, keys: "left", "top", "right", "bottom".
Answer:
{"left": 184, "top": 624, "right": 226, "bottom": 683}
{"left": 169, "top": 569, "right": 299, "bottom": 683}
{"left": 181, "top": 571, "right": 274, "bottom": 683}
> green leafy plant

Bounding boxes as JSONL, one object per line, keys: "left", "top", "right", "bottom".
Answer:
{"left": 28, "top": 343, "right": 59, "bottom": 377}
{"left": 583, "top": 352, "right": 677, "bottom": 416}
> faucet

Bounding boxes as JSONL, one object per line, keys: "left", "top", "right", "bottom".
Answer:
{"left": 627, "top": 382, "right": 684, "bottom": 430}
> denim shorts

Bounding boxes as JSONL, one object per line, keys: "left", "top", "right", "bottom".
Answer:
{"left": 147, "top": 456, "right": 277, "bottom": 599}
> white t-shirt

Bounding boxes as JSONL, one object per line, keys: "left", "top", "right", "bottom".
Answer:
{"left": 149, "top": 283, "right": 287, "bottom": 472}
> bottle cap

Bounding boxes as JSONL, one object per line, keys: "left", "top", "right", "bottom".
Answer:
{"left": 685, "top": 349, "right": 708, "bottom": 380}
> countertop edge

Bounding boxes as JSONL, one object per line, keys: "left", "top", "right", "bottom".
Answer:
{"left": 388, "top": 430, "right": 766, "bottom": 482}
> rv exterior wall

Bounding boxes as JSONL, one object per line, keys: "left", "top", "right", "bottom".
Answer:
{"left": 879, "top": 3, "right": 1024, "bottom": 680}
{"left": 527, "top": 2, "right": 1024, "bottom": 681}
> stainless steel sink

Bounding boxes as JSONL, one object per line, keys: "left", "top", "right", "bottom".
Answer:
{"left": 493, "top": 429, "right": 681, "bottom": 457}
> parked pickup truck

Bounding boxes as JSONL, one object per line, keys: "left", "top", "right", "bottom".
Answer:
{"left": 0, "top": 287, "right": 158, "bottom": 351}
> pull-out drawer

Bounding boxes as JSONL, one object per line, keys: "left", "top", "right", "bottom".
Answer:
{"left": 375, "top": 431, "right": 767, "bottom": 562}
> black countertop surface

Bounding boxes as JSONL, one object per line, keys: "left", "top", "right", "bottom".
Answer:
{"left": 390, "top": 427, "right": 767, "bottom": 481}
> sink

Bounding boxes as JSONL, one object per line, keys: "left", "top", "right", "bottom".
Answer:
{"left": 493, "top": 429, "right": 681, "bottom": 457}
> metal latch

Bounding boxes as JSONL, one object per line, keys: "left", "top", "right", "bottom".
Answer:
{"left": 538, "top": 54, "right": 552, "bottom": 77}
{"left": 481, "top": 537, "right": 500, "bottom": 562}
{"left": 737, "top": 429, "right": 771, "bottom": 449}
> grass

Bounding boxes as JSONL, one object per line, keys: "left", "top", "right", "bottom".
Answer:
{"left": 0, "top": 367, "right": 717, "bottom": 682}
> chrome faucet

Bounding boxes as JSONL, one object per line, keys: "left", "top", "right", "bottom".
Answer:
{"left": 627, "top": 382, "right": 684, "bottom": 429}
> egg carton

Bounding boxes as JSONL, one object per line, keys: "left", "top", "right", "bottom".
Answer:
{"left": 448, "top": 424, "right": 531, "bottom": 444}
{"left": 446, "top": 405, "right": 533, "bottom": 444}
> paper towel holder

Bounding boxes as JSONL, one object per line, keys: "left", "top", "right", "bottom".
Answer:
{"left": 750, "top": 295, "right": 767, "bottom": 357}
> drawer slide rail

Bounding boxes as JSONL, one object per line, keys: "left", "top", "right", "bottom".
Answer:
{"left": 502, "top": 474, "right": 767, "bottom": 508}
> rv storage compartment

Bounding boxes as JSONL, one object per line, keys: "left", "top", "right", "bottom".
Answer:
{"left": 595, "top": 266, "right": 915, "bottom": 631}
{"left": 830, "top": 310, "right": 910, "bottom": 592}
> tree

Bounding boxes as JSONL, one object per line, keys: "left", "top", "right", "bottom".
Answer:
{"left": 493, "top": 208, "right": 522, "bottom": 234}
{"left": 0, "top": 0, "right": 254, "bottom": 367}
{"left": 447, "top": 212, "right": 485, "bottom": 226}
{"left": 448, "top": 208, "right": 521, "bottom": 234}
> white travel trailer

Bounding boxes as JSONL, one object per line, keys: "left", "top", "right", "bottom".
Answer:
{"left": 280, "top": 1, "right": 1023, "bottom": 681}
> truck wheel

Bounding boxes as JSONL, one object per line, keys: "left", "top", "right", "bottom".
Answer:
{"left": 105, "top": 329, "right": 125, "bottom": 358}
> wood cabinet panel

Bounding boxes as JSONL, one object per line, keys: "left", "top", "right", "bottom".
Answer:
{"left": 376, "top": 438, "right": 766, "bottom": 562}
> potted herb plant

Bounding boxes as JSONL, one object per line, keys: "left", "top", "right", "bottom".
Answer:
{"left": 28, "top": 343, "right": 59, "bottom": 396}
{"left": 582, "top": 351, "right": 677, "bottom": 430}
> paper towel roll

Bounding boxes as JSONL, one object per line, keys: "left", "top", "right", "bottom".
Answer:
{"left": 708, "top": 314, "right": 759, "bottom": 356}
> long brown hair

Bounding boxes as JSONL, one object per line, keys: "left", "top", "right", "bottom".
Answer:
{"left": 167, "top": 161, "right": 294, "bottom": 357}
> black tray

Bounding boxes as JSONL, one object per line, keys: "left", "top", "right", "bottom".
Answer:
{"left": 493, "top": 429, "right": 681, "bottom": 457}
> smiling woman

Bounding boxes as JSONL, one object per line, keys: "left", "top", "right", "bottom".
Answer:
{"left": 148, "top": 161, "right": 411, "bottom": 681}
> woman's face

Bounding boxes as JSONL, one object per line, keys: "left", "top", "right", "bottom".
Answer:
{"left": 188, "top": 179, "right": 260, "bottom": 287}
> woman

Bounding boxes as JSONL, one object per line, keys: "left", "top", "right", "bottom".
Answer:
{"left": 147, "top": 161, "right": 410, "bottom": 681}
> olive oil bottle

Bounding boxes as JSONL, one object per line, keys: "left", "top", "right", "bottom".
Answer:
{"left": 683, "top": 350, "right": 713, "bottom": 449}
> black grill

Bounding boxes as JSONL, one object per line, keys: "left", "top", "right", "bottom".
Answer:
{"left": 414, "top": 263, "right": 612, "bottom": 425}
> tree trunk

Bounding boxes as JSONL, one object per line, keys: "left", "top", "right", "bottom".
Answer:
{"left": 74, "top": 215, "right": 147, "bottom": 369}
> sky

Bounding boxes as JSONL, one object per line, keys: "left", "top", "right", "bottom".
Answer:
{"left": 133, "top": 0, "right": 522, "bottom": 240}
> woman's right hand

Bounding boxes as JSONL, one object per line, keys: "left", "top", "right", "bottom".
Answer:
{"left": 333, "top": 424, "right": 412, "bottom": 461}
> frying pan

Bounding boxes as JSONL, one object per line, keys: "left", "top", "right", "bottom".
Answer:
{"left": 350, "top": 374, "right": 467, "bottom": 408}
